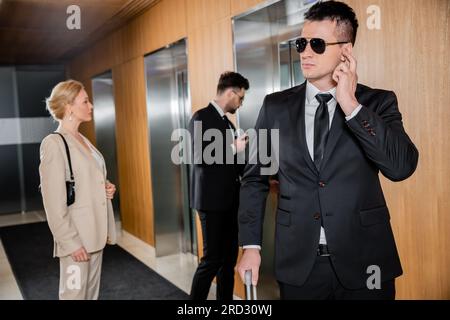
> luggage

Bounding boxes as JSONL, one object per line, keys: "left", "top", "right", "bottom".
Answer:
{"left": 244, "top": 270, "right": 258, "bottom": 300}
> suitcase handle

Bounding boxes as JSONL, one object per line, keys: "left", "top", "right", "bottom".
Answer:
{"left": 244, "top": 270, "right": 257, "bottom": 300}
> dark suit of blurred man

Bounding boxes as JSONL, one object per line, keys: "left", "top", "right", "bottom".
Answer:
{"left": 189, "top": 71, "right": 249, "bottom": 300}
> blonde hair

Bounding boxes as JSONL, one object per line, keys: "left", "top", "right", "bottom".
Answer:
{"left": 45, "top": 79, "right": 84, "bottom": 120}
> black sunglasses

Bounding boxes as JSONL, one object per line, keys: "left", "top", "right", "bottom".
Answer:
{"left": 295, "top": 37, "right": 350, "bottom": 54}
{"left": 232, "top": 90, "right": 245, "bottom": 103}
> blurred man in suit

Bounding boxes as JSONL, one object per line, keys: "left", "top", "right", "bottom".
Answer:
{"left": 237, "top": 1, "right": 418, "bottom": 299}
{"left": 189, "top": 71, "right": 249, "bottom": 300}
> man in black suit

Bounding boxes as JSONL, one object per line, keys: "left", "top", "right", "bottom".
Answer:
{"left": 189, "top": 71, "right": 249, "bottom": 300}
{"left": 237, "top": 1, "right": 418, "bottom": 300}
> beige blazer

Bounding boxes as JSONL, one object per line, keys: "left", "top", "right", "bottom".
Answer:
{"left": 39, "top": 127, "right": 116, "bottom": 258}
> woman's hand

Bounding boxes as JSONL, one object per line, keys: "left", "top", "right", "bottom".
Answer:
{"left": 105, "top": 181, "right": 116, "bottom": 200}
{"left": 71, "top": 246, "right": 90, "bottom": 262}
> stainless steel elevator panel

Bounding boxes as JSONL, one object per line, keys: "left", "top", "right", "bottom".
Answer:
{"left": 0, "top": 66, "right": 63, "bottom": 215}
{"left": 91, "top": 71, "right": 120, "bottom": 218}
{"left": 233, "top": 0, "right": 317, "bottom": 299}
{"left": 145, "top": 39, "right": 193, "bottom": 257}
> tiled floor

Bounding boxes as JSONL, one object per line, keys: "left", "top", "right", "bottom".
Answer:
{"left": 116, "top": 228, "right": 218, "bottom": 299}
{"left": 0, "top": 211, "right": 47, "bottom": 228}
{"left": 0, "top": 211, "right": 219, "bottom": 300}
{"left": 0, "top": 211, "right": 45, "bottom": 300}
{"left": 0, "top": 241, "right": 23, "bottom": 300}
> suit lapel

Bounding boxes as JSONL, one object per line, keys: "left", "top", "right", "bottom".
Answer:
{"left": 288, "top": 82, "right": 318, "bottom": 175}
{"left": 320, "top": 86, "right": 366, "bottom": 170}
{"left": 82, "top": 136, "right": 106, "bottom": 175}
{"left": 207, "top": 104, "right": 222, "bottom": 121}
{"left": 57, "top": 127, "right": 104, "bottom": 176}
{"left": 320, "top": 85, "right": 366, "bottom": 171}
{"left": 320, "top": 104, "right": 345, "bottom": 172}
{"left": 208, "top": 103, "right": 234, "bottom": 139}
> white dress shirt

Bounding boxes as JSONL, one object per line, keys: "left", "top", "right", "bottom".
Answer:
{"left": 211, "top": 100, "right": 237, "bottom": 154}
{"left": 211, "top": 100, "right": 225, "bottom": 118}
{"left": 82, "top": 135, "right": 105, "bottom": 171}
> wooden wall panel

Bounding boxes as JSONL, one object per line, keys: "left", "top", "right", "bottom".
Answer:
{"left": 88, "top": 36, "right": 118, "bottom": 78}
{"left": 67, "top": 37, "right": 116, "bottom": 82}
{"left": 119, "top": 17, "right": 147, "bottom": 64}
{"left": 152, "top": 1, "right": 185, "bottom": 58}
{"left": 113, "top": 0, "right": 187, "bottom": 61}
{"left": 344, "top": 0, "right": 450, "bottom": 299}
{"left": 230, "top": 0, "right": 271, "bottom": 16}
{"left": 78, "top": 78, "right": 97, "bottom": 144}
{"left": 188, "top": 17, "right": 234, "bottom": 112}
{"left": 186, "top": 0, "right": 231, "bottom": 32}
{"left": 112, "top": 57, "right": 155, "bottom": 246}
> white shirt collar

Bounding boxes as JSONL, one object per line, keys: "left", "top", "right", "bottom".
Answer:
{"left": 306, "top": 81, "right": 337, "bottom": 104}
{"left": 210, "top": 100, "right": 225, "bottom": 118}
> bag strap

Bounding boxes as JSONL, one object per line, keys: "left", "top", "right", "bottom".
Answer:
{"left": 52, "top": 132, "right": 74, "bottom": 181}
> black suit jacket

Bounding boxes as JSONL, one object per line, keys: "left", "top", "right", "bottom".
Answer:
{"left": 238, "top": 82, "right": 419, "bottom": 289}
{"left": 189, "top": 104, "right": 244, "bottom": 212}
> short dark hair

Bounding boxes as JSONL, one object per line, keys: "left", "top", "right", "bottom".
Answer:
{"left": 217, "top": 71, "right": 249, "bottom": 94}
{"left": 304, "top": 1, "right": 359, "bottom": 45}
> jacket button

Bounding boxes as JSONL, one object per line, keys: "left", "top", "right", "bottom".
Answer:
{"left": 318, "top": 181, "right": 326, "bottom": 188}
{"left": 313, "top": 212, "right": 321, "bottom": 220}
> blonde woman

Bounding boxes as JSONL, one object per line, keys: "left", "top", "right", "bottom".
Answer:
{"left": 39, "top": 79, "right": 117, "bottom": 300}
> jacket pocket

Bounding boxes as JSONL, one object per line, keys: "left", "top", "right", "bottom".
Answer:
{"left": 277, "top": 197, "right": 291, "bottom": 212}
{"left": 276, "top": 208, "right": 291, "bottom": 226}
{"left": 359, "top": 205, "right": 390, "bottom": 226}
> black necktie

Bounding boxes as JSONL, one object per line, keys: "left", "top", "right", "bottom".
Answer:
{"left": 314, "top": 93, "right": 333, "bottom": 170}
{"left": 223, "top": 115, "right": 236, "bottom": 138}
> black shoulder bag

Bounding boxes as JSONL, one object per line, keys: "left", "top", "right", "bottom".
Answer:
{"left": 53, "top": 133, "right": 75, "bottom": 206}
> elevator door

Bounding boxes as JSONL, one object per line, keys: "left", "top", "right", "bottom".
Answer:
{"left": 233, "top": 0, "right": 317, "bottom": 299}
{"left": 279, "top": 40, "right": 305, "bottom": 91}
{"left": 91, "top": 71, "right": 120, "bottom": 218}
{"left": 145, "top": 39, "right": 193, "bottom": 257}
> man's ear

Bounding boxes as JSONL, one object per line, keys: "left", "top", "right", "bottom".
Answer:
{"left": 343, "top": 42, "right": 353, "bottom": 53}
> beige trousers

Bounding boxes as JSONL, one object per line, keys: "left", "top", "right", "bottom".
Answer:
{"left": 58, "top": 250, "right": 103, "bottom": 300}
